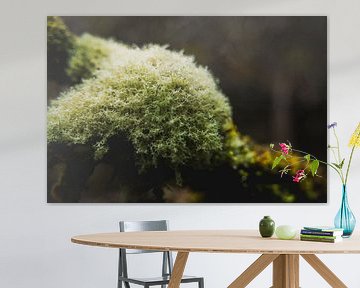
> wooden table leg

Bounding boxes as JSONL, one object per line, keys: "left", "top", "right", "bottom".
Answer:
{"left": 301, "top": 254, "right": 347, "bottom": 288}
{"left": 288, "top": 254, "right": 299, "bottom": 288}
{"left": 168, "top": 252, "right": 189, "bottom": 288}
{"left": 228, "top": 254, "right": 279, "bottom": 288}
{"left": 272, "top": 254, "right": 299, "bottom": 288}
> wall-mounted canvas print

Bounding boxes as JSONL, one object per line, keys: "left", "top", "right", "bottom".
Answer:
{"left": 47, "top": 16, "right": 327, "bottom": 203}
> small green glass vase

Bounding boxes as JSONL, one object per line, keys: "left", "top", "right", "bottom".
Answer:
{"left": 259, "top": 216, "right": 275, "bottom": 237}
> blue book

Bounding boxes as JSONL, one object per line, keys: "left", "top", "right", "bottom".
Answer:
{"left": 302, "top": 226, "right": 343, "bottom": 236}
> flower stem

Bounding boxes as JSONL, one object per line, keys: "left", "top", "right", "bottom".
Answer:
{"left": 333, "top": 127, "right": 342, "bottom": 163}
{"left": 345, "top": 129, "right": 360, "bottom": 185}
{"left": 291, "top": 148, "right": 345, "bottom": 183}
{"left": 332, "top": 127, "right": 346, "bottom": 181}
{"left": 330, "top": 148, "right": 338, "bottom": 164}
{"left": 345, "top": 145, "right": 356, "bottom": 185}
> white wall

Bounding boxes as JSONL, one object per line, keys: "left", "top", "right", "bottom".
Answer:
{"left": 1, "top": 0, "right": 360, "bottom": 287}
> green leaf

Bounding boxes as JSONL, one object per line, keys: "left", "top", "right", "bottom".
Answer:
{"left": 332, "top": 160, "right": 345, "bottom": 169}
{"left": 332, "top": 162, "right": 340, "bottom": 169}
{"left": 339, "top": 158, "right": 345, "bottom": 169}
{"left": 309, "top": 160, "right": 320, "bottom": 176}
{"left": 270, "top": 143, "right": 274, "bottom": 149}
{"left": 304, "top": 154, "right": 311, "bottom": 163}
{"left": 272, "top": 155, "right": 284, "bottom": 170}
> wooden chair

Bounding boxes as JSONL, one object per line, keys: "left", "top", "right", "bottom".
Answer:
{"left": 118, "top": 220, "right": 204, "bottom": 288}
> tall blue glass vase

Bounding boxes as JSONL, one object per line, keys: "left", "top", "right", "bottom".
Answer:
{"left": 334, "top": 185, "right": 356, "bottom": 237}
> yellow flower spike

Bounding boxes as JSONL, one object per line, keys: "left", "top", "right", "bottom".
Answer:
{"left": 349, "top": 122, "right": 360, "bottom": 147}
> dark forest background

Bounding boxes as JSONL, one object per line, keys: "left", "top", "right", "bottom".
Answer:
{"left": 61, "top": 16, "right": 327, "bottom": 158}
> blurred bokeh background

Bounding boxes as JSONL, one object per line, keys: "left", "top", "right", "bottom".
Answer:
{"left": 60, "top": 16, "right": 327, "bottom": 156}
{"left": 47, "top": 16, "right": 327, "bottom": 203}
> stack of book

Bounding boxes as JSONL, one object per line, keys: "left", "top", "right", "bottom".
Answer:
{"left": 300, "top": 226, "right": 344, "bottom": 243}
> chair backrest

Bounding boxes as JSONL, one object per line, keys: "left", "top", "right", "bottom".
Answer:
{"left": 119, "top": 220, "right": 169, "bottom": 254}
{"left": 118, "top": 220, "right": 174, "bottom": 282}
{"left": 120, "top": 220, "right": 169, "bottom": 232}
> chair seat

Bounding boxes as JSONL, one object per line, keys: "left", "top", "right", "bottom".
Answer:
{"left": 119, "top": 274, "right": 202, "bottom": 285}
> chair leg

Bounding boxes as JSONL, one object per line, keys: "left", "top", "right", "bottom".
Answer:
{"left": 198, "top": 278, "right": 204, "bottom": 288}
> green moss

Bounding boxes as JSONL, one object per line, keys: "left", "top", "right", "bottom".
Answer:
{"left": 66, "top": 34, "right": 114, "bottom": 83}
{"left": 223, "top": 120, "right": 256, "bottom": 168}
{"left": 47, "top": 16, "right": 75, "bottom": 83}
{"left": 48, "top": 43, "right": 232, "bottom": 174}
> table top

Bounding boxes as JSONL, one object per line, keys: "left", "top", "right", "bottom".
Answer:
{"left": 71, "top": 230, "right": 360, "bottom": 254}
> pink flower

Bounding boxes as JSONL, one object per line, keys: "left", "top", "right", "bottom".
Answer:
{"left": 293, "top": 169, "right": 305, "bottom": 183}
{"left": 279, "top": 143, "right": 289, "bottom": 155}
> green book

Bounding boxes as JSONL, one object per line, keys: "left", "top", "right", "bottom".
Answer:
{"left": 300, "top": 234, "right": 339, "bottom": 240}
{"left": 300, "top": 236, "right": 342, "bottom": 243}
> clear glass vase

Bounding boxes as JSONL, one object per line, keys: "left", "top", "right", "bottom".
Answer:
{"left": 334, "top": 185, "right": 356, "bottom": 237}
